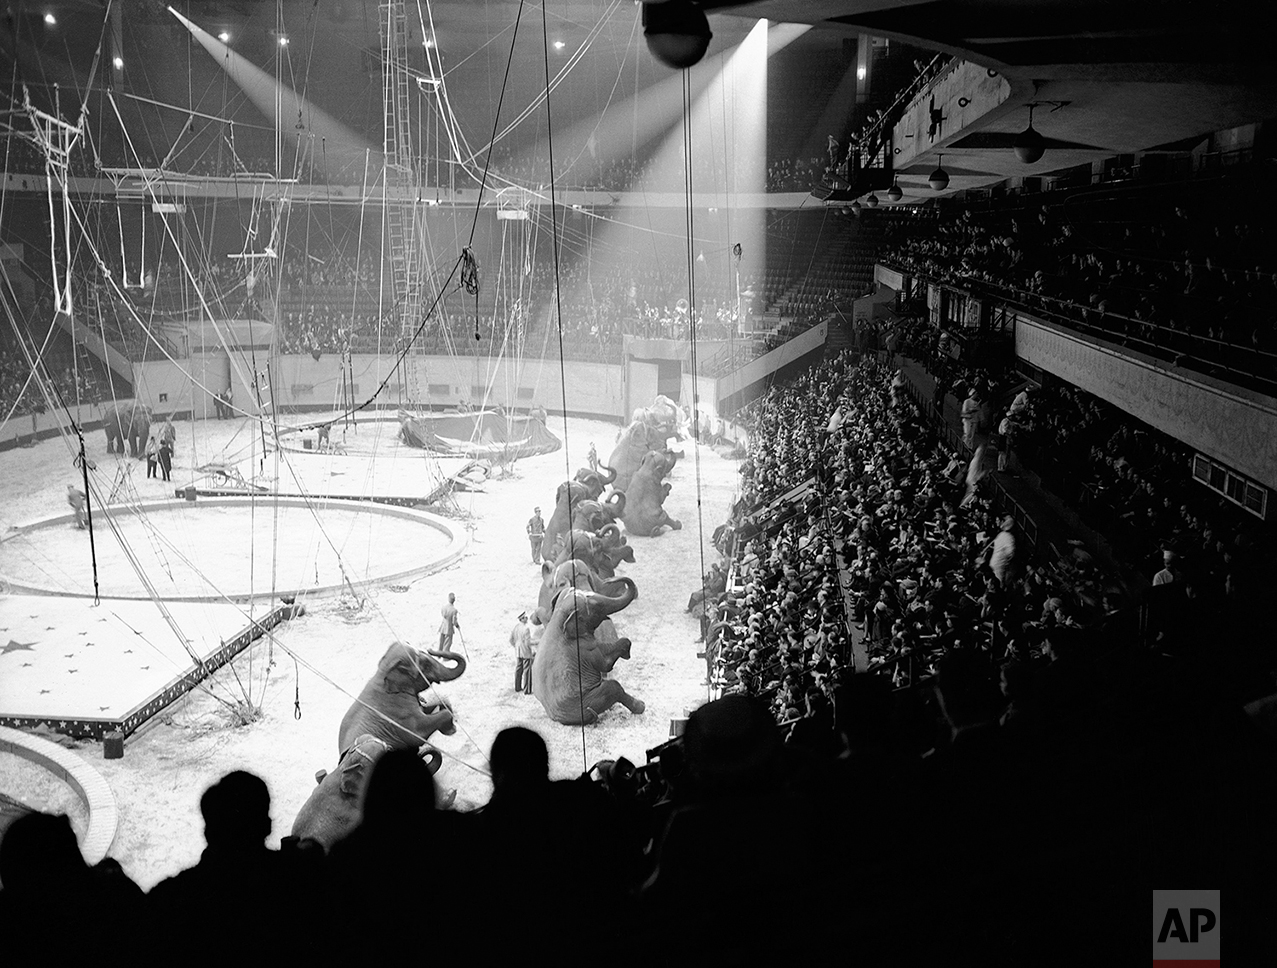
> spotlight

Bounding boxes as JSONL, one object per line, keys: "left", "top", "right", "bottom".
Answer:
{"left": 928, "top": 153, "right": 949, "bottom": 191}
{"left": 642, "top": 1, "right": 712, "bottom": 70}
{"left": 218, "top": 31, "right": 230, "bottom": 42}
{"left": 113, "top": 55, "right": 124, "bottom": 69}
{"left": 44, "top": 12, "right": 56, "bottom": 25}
{"left": 1013, "top": 104, "right": 1046, "bottom": 164}
{"left": 850, "top": 200, "right": 861, "bottom": 215}
{"left": 856, "top": 66, "right": 866, "bottom": 81}
{"left": 887, "top": 180, "right": 903, "bottom": 202}
{"left": 422, "top": 38, "right": 434, "bottom": 49}
{"left": 278, "top": 35, "right": 289, "bottom": 47}
{"left": 553, "top": 40, "right": 566, "bottom": 50}
{"left": 865, "top": 193, "right": 879, "bottom": 208}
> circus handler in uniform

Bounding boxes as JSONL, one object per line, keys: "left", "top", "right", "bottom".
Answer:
{"left": 587, "top": 442, "right": 598, "bottom": 472}
{"left": 439, "top": 593, "right": 460, "bottom": 653}
{"left": 66, "top": 484, "right": 88, "bottom": 529}
{"left": 145, "top": 434, "right": 159, "bottom": 479}
{"left": 510, "top": 611, "right": 534, "bottom": 695}
{"left": 527, "top": 507, "right": 545, "bottom": 564}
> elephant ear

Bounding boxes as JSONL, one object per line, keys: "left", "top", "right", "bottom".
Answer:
{"left": 541, "top": 561, "right": 554, "bottom": 582}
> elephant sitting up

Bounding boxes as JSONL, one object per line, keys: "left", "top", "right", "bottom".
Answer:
{"left": 621, "top": 450, "right": 683, "bottom": 537}
{"left": 532, "top": 579, "right": 644, "bottom": 725}
{"left": 338, "top": 642, "right": 466, "bottom": 757}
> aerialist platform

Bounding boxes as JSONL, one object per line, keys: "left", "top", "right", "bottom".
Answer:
{"left": 0, "top": 597, "right": 300, "bottom": 740}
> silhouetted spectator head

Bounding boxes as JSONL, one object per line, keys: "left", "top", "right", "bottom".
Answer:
{"left": 361, "top": 749, "right": 437, "bottom": 828}
{"left": 490, "top": 726, "right": 549, "bottom": 798}
{"left": 200, "top": 771, "right": 271, "bottom": 850}
{"left": 0, "top": 812, "right": 84, "bottom": 891}
{"left": 935, "top": 651, "right": 998, "bottom": 732}
{"left": 683, "top": 694, "right": 781, "bottom": 798}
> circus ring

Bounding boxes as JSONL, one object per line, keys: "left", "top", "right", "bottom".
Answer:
{"left": 0, "top": 497, "right": 467, "bottom": 601}
{"left": 0, "top": 498, "right": 467, "bottom": 742}
{"left": 0, "top": 725, "right": 118, "bottom": 863}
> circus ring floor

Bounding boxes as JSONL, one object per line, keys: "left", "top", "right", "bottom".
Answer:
{"left": 0, "top": 413, "right": 738, "bottom": 888}
{"left": 0, "top": 498, "right": 466, "bottom": 601}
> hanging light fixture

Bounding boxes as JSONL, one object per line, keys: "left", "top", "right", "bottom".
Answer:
{"left": 866, "top": 193, "right": 879, "bottom": 208}
{"left": 887, "top": 178, "right": 903, "bottom": 202}
{"left": 928, "top": 153, "right": 949, "bottom": 191}
{"left": 1013, "top": 103, "right": 1046, "bottom": 164}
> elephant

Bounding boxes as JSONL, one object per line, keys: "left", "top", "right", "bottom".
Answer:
{"left": 541, "top": 481, "right": 626, "bottom": 559}
{"left": 622, "top": 450, "right": 683, "bottom": 537}
{"left": 337, "top": 642, "right": 466, "bottom": 757}
{"left": 573, "top": 463, "right": 617, "bottom": 498}
{"left": 290, "top": 734, "right": 394, "bottom": 851}
{"left": 531, "top": 579, "right": 645, "bottom": 725}
{"left": 536, "top": 557, "right": 634, "bottom": 619}
{"left": 609, "top": 409, "right": 685, "bottom": 492}
{"left": 548, "top": 525, "right": 634, "bottom": 578}
{"left": 102, "top": 401, "right": 152, "bottom": 458}
{"left": 608, "top": 420, "right": 659, "bottom": 493}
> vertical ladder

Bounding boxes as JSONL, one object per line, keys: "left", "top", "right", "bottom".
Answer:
{"left": 379, "top": 2, "right": 423, "bottom": 405}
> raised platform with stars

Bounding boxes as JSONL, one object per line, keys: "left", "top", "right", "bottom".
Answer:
{"left": 0, "top": 598, "right": 300, "bottom": 741}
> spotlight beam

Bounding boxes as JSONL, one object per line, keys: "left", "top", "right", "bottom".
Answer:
{"left": 167, "top": 5, "right": 373, "bottom": 177}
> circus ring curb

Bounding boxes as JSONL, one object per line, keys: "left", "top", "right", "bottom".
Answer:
{"left": 0, "top": 497, "right": 469, "bottom": 602}
{"left": 0, "top": 725, "right": 118, "bottom": 864}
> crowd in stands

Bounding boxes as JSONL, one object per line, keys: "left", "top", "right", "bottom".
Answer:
{"left": 0, "top": 349, "right": 99, "bottom": 416}
{"left": 881, "top": 198, "right": 1277, "bottom": 386}
{"left": 1011, "top": 379, "right": 1270, "bottom": 602}
{"left": 710, "top": 353, "right": 1116, "bottom": 709}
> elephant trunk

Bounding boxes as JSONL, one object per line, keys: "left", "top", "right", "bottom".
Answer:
{"left": 593, "top": 577, "right": 637, "bottom": 616}
{"left": 597, "top": 574, "right": 637, "bottom": 601}
{"left": 598, "top": 522, "right": 623, "bottom": 546}
{"left": 598, "top": 463, "right": 617, "bottom": 485}
{"left": 424, "top": 649, "right": 467, "bottom": 681}
{"left": 606, "top": 491, "right": 626, "bottom": 515}
{"left": 420, "top": 747, "right": 443, "bottom": 775}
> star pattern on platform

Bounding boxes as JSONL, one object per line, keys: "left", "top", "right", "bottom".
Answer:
{"left": 45, "top": 626, "right": 55, "bottom": 631}
{"left": 21, "top": 662, "right": 32, "bottom": 667}
{"left": 2, "top": 639, "right": 36, "bottom": 655}
{"left": 123, "top": 649, "right": 132, "bottom": 654}
{"left": 78, "top": 631, "right": 87, "bottom": 636}
{"left": 67, "top": 669, "right": 78, "bottom": 674}
{"left": 99, "top": 706, "right": 110, "bottom": 712}
{"left": 140, "top": 665, "right": 149, "bottom": 670}
{"left": 64, "top": 653, "right": 75, "bottom": 658}
{"left": 39, "top": 689, "right": 50, "bottom": 695}
{"left": 84, "top": 642, "right": 95, "bottom": 648}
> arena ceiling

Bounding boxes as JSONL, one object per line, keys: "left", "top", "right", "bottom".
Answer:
{"left": 3, "top": 1, "right": 1274, "bottom": 200}
{"left": 698, "top": 0, "right": 1277, "bottom": 197}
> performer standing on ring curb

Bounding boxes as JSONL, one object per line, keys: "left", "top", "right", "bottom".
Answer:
{"left": 439, "top": 593, "right": 460, "bottom": 653}
{"left": 527, "top": 507, "right": 545, "bottom": 564}
{"left": 66, "top": 484, "right": 88, "bottom": 530}
{"left": 510, "top": 612, "right": 534, "bottom": 694}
